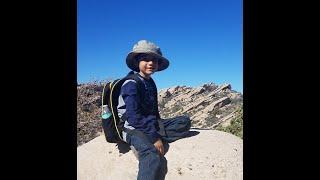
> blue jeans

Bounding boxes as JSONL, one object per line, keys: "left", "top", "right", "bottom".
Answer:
{"left": 124, "top": 116, "right": 191, "bottom": 180}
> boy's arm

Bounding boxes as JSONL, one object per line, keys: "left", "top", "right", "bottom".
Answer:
{"left": 121, "top": 80, "right": 161, "bottom": 143}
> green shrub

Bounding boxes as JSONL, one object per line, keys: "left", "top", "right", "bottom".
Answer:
{"left": 216, "top": 107, "right": 243, "bottom": 139}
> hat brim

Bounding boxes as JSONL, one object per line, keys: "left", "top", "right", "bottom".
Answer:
{"left": 126, "top": 52, "right": 170, "bottom": 72}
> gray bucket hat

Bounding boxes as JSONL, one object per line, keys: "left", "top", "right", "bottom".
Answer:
{"left": 126, "top": 40, "right": 170, "bottom": 72}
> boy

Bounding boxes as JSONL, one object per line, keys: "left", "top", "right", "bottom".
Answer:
{"left": 117, "top": 40, "right": 191, "bottom": 180}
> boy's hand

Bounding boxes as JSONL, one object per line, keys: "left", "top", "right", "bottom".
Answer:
{"left": 154, "top": 138, "right": 164, "bottom": 155}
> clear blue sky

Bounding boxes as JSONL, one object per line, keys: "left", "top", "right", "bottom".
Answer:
{"left": 78, "top": 0, "right": 243, "bottom": 93}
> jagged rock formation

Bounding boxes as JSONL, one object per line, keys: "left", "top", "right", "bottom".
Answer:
{"left": 158, "top": 83, "right": 242, "bottom": 129}
{"left": 77, "top": 82, "right": 242, "bottom": 146}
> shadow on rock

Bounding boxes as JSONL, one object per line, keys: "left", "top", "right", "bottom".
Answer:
{"left": 183, "top": 130, "right": 200, "bottom": 138}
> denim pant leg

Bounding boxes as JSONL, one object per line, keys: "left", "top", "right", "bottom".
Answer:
{"left": 125, "top": 129, "right": 161, "bottom": 180}
{"left": 160, "top": 115, "right": 191, "bottom": 143}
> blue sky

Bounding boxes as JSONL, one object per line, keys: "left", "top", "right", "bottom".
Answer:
{"left": 78, "top": 0, "right": 243, "bottom": 93}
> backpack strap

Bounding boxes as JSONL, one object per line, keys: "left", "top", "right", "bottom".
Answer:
{"left": 124, "top": 73, "right": 147, "bottom": 110}
{"left": 132, "top": 76, "right": 150, "bottom": 114}
{"left": 123, "top": 71, "right": 144, "bottom": 94}
{"left": 123, "top": 72, "right": 160, "bottom": 117}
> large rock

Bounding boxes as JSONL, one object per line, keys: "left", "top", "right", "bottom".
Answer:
{"left": 77, "top": 130, "right": 243, "bottom": 180}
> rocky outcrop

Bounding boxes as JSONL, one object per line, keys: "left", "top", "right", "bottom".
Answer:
{"left": 158, "top": 83, "right": 242, "bottom": 129}
{"left": 77, "top": 83, "right": 104, "bottom": 146}
{"left": 77, "top": 130, "right": 243, "bottom": 180}
{"left": 77, "top": 82, "right": 243, "bottom": 146}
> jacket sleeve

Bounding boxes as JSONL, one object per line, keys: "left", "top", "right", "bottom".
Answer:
{"left": 121, "top": 80, "right": 161, "bottom": 143}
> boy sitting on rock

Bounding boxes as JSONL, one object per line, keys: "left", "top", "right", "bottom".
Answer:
{"left": 118, "top": 40, "right": 191, "bottom": 180}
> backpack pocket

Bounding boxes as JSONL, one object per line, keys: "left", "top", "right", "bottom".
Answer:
{"left": 101, "top": 105, "right": 120, "bottom": 143}
{"left": 102, "top": 116, "right": 119, "bottom": 143}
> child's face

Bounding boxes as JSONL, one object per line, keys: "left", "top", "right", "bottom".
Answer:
{"left": 139, "top": 58, "right": 159, "bottom": 76}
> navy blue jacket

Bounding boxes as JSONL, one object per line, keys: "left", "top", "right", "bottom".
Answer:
{"left": 118, "top": 74, "right": 160, "bottom": 143}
